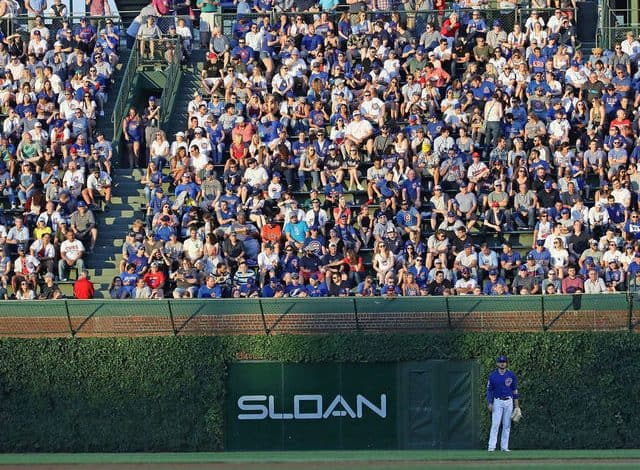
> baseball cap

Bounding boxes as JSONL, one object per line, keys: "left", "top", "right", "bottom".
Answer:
{"left": 544, "top": 181, "right": 553, "bottom": 189}
{"left": 526, "top": 254, "right": 535, "bottom": 260}
{"left": 496, "top": 355, "right": 508, "bottom": 363}
{"left": 519, "top": 265, "right": 528, "bottom": 271}
{"left": 77, "top": 201, "right": 87, "bottom": 208}
{"left": 489, "top": 269, "right": 498, "bottom": 276}
{"left": 447, "top": 211, "right": 455, "bottom": 217}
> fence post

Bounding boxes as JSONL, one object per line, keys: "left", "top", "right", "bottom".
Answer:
{"left": 64, "top": 299, "right": 75, "bottom": 337}
{"left": 446, "top": 296, "right": 452, "bottom": 330}
{"left": 259, "top": 299, "right": 270, "bottom": 335}
{"left": 353, "top": 297, "right": 361, "bottom": 332}
{"left": 540, "top": 295, "right": 546, "bottom": 331}
{"left": 628, "top": 292, "right": 634, "bottom": 332}
{"left": 168, "top": 299, "right": 177, "bottom": 335}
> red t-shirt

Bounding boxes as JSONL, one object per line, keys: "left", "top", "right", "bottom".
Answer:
{"left": 74, "top": 278, "right": 95, "bottom": 299}
{"left": 144, "top": 270, "right": 166, "bottom": 289}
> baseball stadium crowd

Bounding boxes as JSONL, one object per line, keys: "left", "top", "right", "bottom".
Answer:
{"left": 0, "top": 4, "right": 119, "bottom": 300}
{"left": 112, "top": 2, "right": 640, "bottom": 301}
{"left": 6, "top": 1, "right": 640, "bottom": 301}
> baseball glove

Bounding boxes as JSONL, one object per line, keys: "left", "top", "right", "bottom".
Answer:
{"left": 511, "top": 407, "right": 522, "bottom": 423}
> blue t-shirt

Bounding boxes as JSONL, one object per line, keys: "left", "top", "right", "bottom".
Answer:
{"left": 486, "top": 368, "right": 518, "bottom": 404}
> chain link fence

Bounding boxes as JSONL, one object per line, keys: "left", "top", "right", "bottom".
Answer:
{"left": 0, "top": 294, "right": 637, "bottom": 337}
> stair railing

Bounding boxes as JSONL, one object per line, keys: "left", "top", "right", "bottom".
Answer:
{"left": 111, "top": 41, "right": 141, "bottom": 145}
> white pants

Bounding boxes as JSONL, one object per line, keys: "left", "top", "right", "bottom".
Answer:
{"left": 488, "top": 397, "right": 513, "bottom": 451}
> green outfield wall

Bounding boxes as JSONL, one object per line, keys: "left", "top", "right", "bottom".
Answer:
{"left": 0, "top": 333, "right": 639, "bottom": 452}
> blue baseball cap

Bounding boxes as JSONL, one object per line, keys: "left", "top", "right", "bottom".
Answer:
{"left": 496, "top": 355, "right": 508, "bottom": 362}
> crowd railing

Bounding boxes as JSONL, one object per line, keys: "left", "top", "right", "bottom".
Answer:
{"left": 600, "top": 1, "right": 640, "bottom": 47}
{"left": 111, "top": 37, "right": 182, "bottom": 145}
{"left": 3, "top": 13, "right": 122, "bottom": 37}
{"left": 215, "top": 7, "right": 571, "bottom": 42}
{"left": 111, "top": 40, "right": 140, "bottom": 142}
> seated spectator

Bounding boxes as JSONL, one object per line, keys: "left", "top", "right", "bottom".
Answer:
{"left": 511, "top": 264, "right": 541, "bottom": 295}
{"left": 426, "top": 270, "right": 453, "bottom": 296}
{"left": 143, "top": 261, "right": 166, "bottom": 298}
{"left": 82, "top": 167, "right": 112, "bottom": 211}
{"left": 70, "top": 201, "right": 97, "bottom": 253}
{"left": 561, "top": 265, "right": 584, "bottom": 293}
{"left": 583, "top": 268, "right": 608, "bottom": 294}
{"left": 58, "top": 230, "right": 85, "bottom": 281}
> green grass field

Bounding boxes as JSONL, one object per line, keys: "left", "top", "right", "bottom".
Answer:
{"left": 1, "top": 450, "right": 639, "bottom": 470}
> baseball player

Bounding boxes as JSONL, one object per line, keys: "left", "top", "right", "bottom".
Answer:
{"left": 486, "top": 355, "right": 520, "bottom": 452}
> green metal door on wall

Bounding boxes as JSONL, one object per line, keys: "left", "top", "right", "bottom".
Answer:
{"left": 225, "top": 361, "right": 479, "bottom": 451}
{"left": 398, "top": 361, "right": 481, "bottom": 449}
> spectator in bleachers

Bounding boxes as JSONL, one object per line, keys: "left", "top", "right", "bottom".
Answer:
{"left": 58, "top": 229, "right": 85, "bottom": 281}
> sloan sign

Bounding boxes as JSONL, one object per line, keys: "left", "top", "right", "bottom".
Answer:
{"left": 237, "top": 394, "right": 387, "bottom": 420}
{"left": 226, "top": 362, "right": 397, "bottom": 450}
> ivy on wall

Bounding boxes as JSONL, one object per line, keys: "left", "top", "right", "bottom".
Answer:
{"left": 0, "top": 333, "right": 638, "bottom": 451}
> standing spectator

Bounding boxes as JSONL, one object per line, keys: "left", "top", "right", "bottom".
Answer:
{"left": 73, "top": 269, "right": 95, "bottom": 299}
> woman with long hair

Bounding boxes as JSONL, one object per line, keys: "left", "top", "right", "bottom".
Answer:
{"left": 373, "top": 241, "right": 395, "bottom": 285}
{"left": 383, "top": 77, "right": 401, "bottom": 121}
{"left": 140, "top": 160, "right": 164, "bottom": 202}
{"left": 122, "top": 107, "right": 143, "bottom": 168}
{"left": 356, "top": 204, "right": 373, "bottom": 248}
{"left": 342, "top": 247, "right": 364, "bottom": 286}
{"left": 149, "top": 129, "right": 170, "bottom": 170}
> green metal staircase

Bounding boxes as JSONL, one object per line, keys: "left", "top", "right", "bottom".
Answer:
{"left": 86, "top": 46, "right": 207, "bottom": 297}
